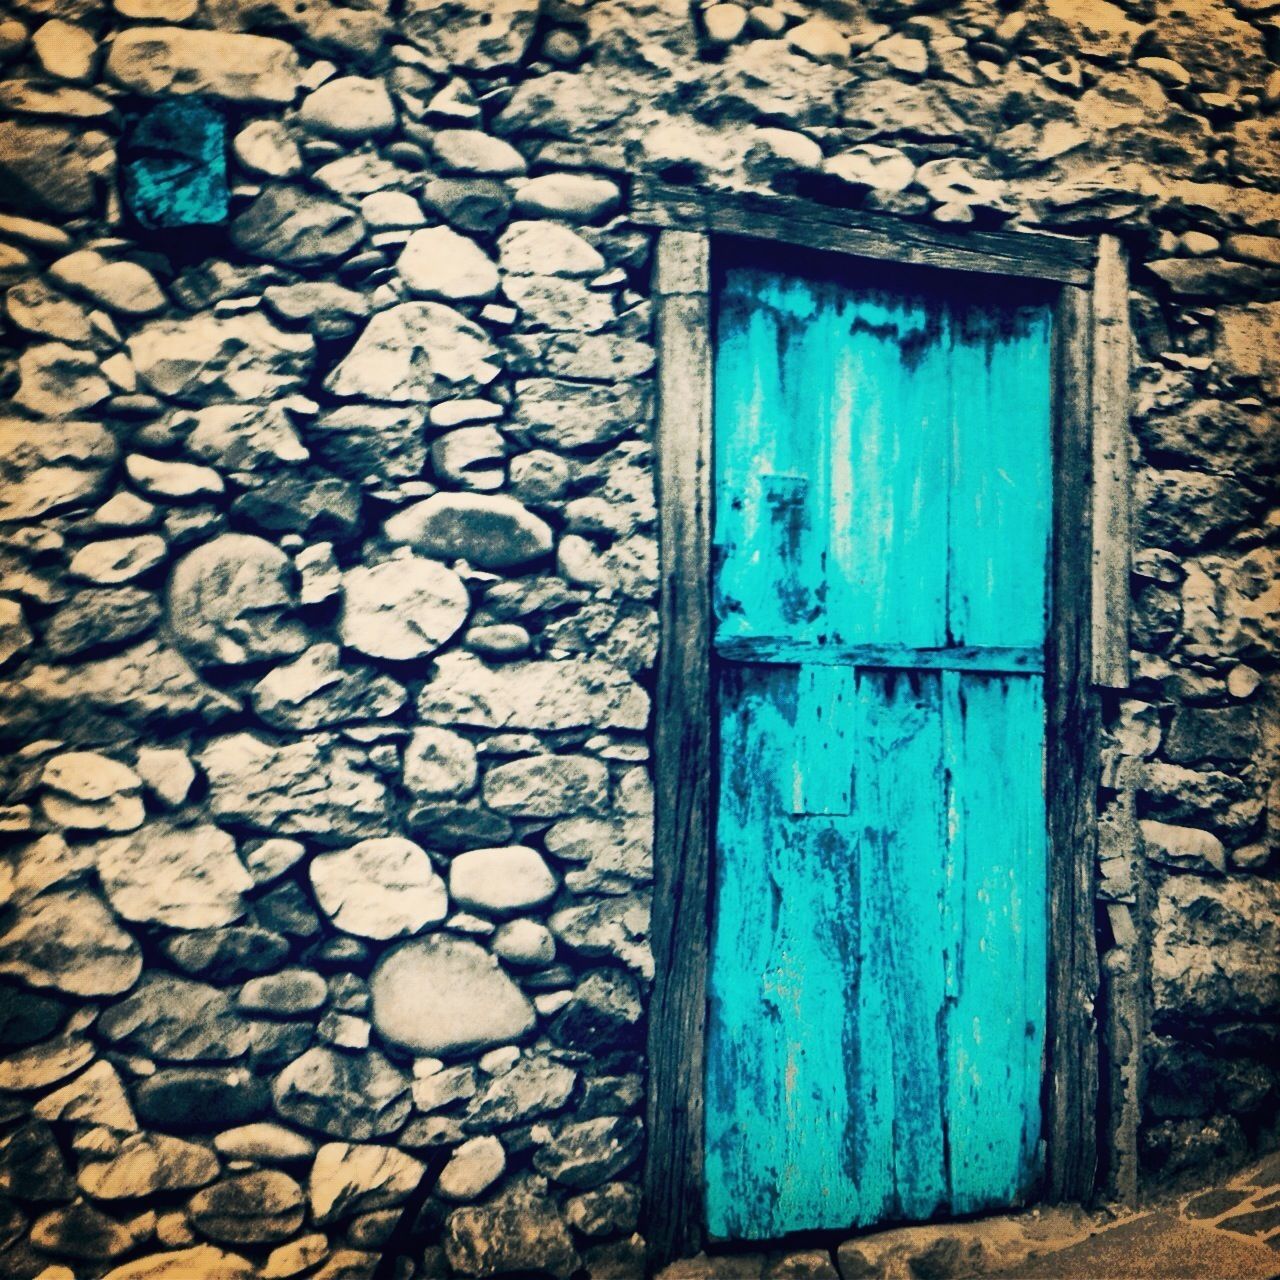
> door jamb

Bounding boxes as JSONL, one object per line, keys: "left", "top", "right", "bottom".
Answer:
{"left": 636, "top": 182, "right": 1133, "bottom": 1269}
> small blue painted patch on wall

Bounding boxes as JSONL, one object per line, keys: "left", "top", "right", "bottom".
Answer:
{"left": 123, "top": 98, "right": 228, "bottom": 229}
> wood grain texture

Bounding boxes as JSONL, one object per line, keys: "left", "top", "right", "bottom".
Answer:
{"left": 1045, "top": 284, "right": 1101, "bottom": 1201}
{"left": 1089, "top": 235, "right": 1132, "bottom": 689}
{"left": 631, "top": 180, "right": 1096, "bottom": 285}
{"left": 645, "top": 229, "right": 713, "bottom": 1268}
{"left": 715, "top": 638, "right": 1044, "bottom": 674}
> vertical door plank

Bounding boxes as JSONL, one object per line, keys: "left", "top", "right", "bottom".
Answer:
{"left": 790, "top": 665, "right": 856, "bottom": 815}
{"left": 706, "top": 663, "right": 863, "bottom": 1240}
{"left": 854, "top": 669, "right": 949, "bottom": 1224}
{"left": 948, "top": 303, "right": 1054, "bottom": 649}
{"left": 942, "top": 670, "right": 1048, "bottom": 1212}
{"left": 647, "top": 229, "right": 712, "bottom": 1267}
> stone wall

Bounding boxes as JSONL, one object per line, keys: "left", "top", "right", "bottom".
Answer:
{"left": 0, "top": 0, "right": 1276, "bottom": 1277}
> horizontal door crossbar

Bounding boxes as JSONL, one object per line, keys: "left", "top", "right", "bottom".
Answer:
{"left": 714, "top": 636, "right": 1044, "bottom": 674}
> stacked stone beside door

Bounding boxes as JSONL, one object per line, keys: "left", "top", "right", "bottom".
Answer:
{"left": 0, "top": 0, "right": 1277, "bottom": 1276}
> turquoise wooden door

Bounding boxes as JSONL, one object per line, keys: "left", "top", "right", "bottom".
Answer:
{"left": 705, "top": 254, "right": 1053, "bottom": 1241}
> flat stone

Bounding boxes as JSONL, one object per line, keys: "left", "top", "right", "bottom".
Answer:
{"left": 68, "top": 535, "right": 168, "bottom": 588}
{"left": 339, "top": 556, "right": 470, "bottom": 661}
{"left": 129, "top": 311, "right": 314, "bottom": 403}
{"left": 125, "top": 454, "right": 224, "bottom": 501}
{"left": 361, "top": 190, "right": 425, "bottom": 229}
{"left": 505, "top": 274, "right": 614, "bottom": 332}
{"left": 252, "top": 645, "right": 406, "bottom": 730}
{"left": 213, "top": 1124, "right": 315, "bottom": 1163}
{"left": 41, "top": 751, "right": 144, "bottom": 833}
{"left": 0, "top": 888, "right": 141, "bottom": 997}
{"left": 513, "top": 378, "right": 648, "bottom": 451}
{"left": 788, "top": 16, "right": 850, "bottom": 63}
{"left": 231, "top": 185, "right": 364, "bottom": 265}
{"left": 263, "top": 282, "right": 369, "bottom": 341}
{"left": 102, "top": 1244, "right": 256, "bottom": 1280}
{"left": 189, "top": 1171, "right": 305, "bottom": 1245}
{"left": 1140, "top": 820, "right": 1227, "bottom": 875}
{"left": 370, "top": 936, "right": 535, "bottom": 1056}
{"left": 549, "top": 970, "right": 643, "bottom": 1052}
{"left": 163, "top": 928, "right": 289, "bottom": 982}
{"left": 418, "top": 652, "right": 648, "bottom": 732}
{"left": 514, "top": 174, "right": 620, "bottom": 222}
{"left": 403, "top": 726, "right": 477, "bottom": 800}
{"left": 49, "top": 249, "right": 165, "bottom": 316}
{"left": 438, "top": 1135, "right": 504, "bottom": 1202}
{"left": 0, "top": 1033, "right": 94, "bottom": 1091}
{"left": 385, "top": 493, "right": 551, "bottom": 569}
{"left": 167, "top": 534, "right": 307, "bottom": 668}
{"left": 30, "top": 1200, "right": 149, "bottom": 1261}
{"left": 430, "top": 129, "right": 527, "bottom": 176}
{"left": 444, "top": 1178, "right": 577, "bottom": 1279}
{"left": 310, "top": 837, "right": 447, "bottom": 940}
{"left": 5, "top": 279, "right": 93, "bottom": 345}
{"left": 0, "top": 987, "right": 70, "bottom": 1051}
{"left": 431, "top": 426, "right": 506, "bottom": 491}
{"left": 397, "top": 225, "right": 498, "bottom": 301}
{"left": 308, "top": 1142, "right": 424, "bottom": 1224}
{"left": 134, "top": 747, "right": 195, "bottom": 808}
{"left": 105, "top": 27, "right": 304, "bottom": 104}
{"left": 232, "top": 474, "right": 361, "bottom": 544}
{"left": 200, "top": 732, "right": 390, "bottom": 841}
{"left": 449, "top": 846, "right": 556, "bottom": 915}
{"left": 42, "top": 586, "right": 160, "bottom": 658}
{"left": 272, "top": 1047, "right": 411, "bottom": 1141}
{"left": 232, "top": 120, "right": 301, "bottom": 178}
{"left": 135, "top": 1067, "right": 267, "bottom": 1131}
{"left": 514, "top": 332, "right": 655, "bottom": 381}
{"left": 96, "top": 821, "right": 252, "bottom": 930}
{"left": 483, "top": 754, "right": 608, "bottom": 818}
{"left": 306, "top": 405, "right": 427, "bottom": 481}
{"left": 0, "top": 597, "right": 30, "bottom": 665}
{"left": 262, "top": 1235, "right": 329, "bottom": 1278}
{"left": 299, "top": 76, "right": 395, "bottom": 139}
{"left": 499, "top": 220, "right": 604, "bottom": 277}
{"left": 0, "top": 419, "right": 115, "bottom": 521}
{"left": 325, "top": 301, "right": 499, "bottom": 402}
{"left": 239, "top": 969, "right": 327, "bottom": 1017}
{"left": 33, "top": 1061, "right": 136, "bottom": 1136}
{"left": 99, "top": 975, "right": 255, "bottom": 1062}
{"left": 77, "top": 1132, "right": 219, "bottom": 1200}
{"left": 565, "top": 1183, "right": 641, "bottom": 1239}
{"left": 0, "top": 120, "right": 112, "bottom": 215}
{"left": 549, "top": 893, "right": 651, "bottom": 978}
{"left": 825, "top": 144, "right": 915, "bottom": 192}
{"left": 13, "top": 342, "right": 109, "bottom": 416}
{"left": 533, "top": 1116, "right": 642, "bottom": 1190}
{"left": 181, "top": 403, "right": 310, "bottom": 471}
{"left": 420, "top": 176, "right": 511, "bottom": 234}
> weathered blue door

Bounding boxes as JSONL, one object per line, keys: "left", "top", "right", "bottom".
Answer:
{"left": 705, "top": 253, "right": 1053, "bottom": 1241}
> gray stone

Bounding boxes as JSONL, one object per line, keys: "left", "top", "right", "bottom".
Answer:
{"left": 325, "top": 302, "right": 499, "bottom": 402}
{"left": 385, "top": 493, "right": 551, "bottom": 569}
{"left": 532, "top": 1116, "right": 642, "bottom": 1190}
{"left": 515, "top": 332, "right": 655, "bottom": 381}
{"left": 431, "top": 426, "right": 506, "bottom": 492}
{"left": 101, "top": 1245, "right": 256, "bottom": 1280}
{"left": 513, "top": 378, "right": 648, "bottom": 451}
{"left": 404, "top": 0, "right": 541, "bottom": 69}
{"left": 549, "top": 893, "right": 651, "bottom": 978}
{"left": 397, "top": 226, "right": 498, "bottom": 301}
{"left": 308, "top": 1142, "right": 424, "bottom": 1224}
{"left": 564, "top": 1183, "right": 641, "bottom": 1239}
{"left": 181, "top": 403, "right": 310, "bottom": 471}
{"left": 306, "top": 405, "right": 427, "bottom": 481}
{"left": 99, "top": 975, "right": 255, "bottom": 1062}
{"left": 0, "top": 418, "right": 115, "bottom": 523}
{"left": 370, "top": 936, "right": 535, "bottom": 1056}
{"left": 403, "top": 726, "right": 477, "bottom": 800}
{"left": 0, "top": 889, "right": 141, "bottom": 997}
{"left": 69, "top": 535, "right": 168, "bottom": 587}
{"left": 0, "top": 987, "right": 70, "bottom": 1051}
{"left": 41, "top": 751, "right": 144, "bottom": 833}
{"left": 412, "top": 1064, "right": 476, "bottom": 1113}
{"left": 444, "top": 1177, "right": 578, "bottom": 1279}
{"left": 483, "top": 754, "right": 608, "bottom": 818}
{"left": 44, "top": 587, "right": 160, "bottom": 658}
{"left": 430, "top": 129, "right": 527, "bottom": 176}
{"left": 0, "top": 120, "right": 112, "bottom": 215}
{"left": 420, "top": 176, "right": 511, "bottom": 234}
{"left": 134, "top": 747, "right": 196, "bottom": 808}
{"left": 263, "top": 283, "right": 370, "bottom": 342}
{"left": 164, "top": 928, "right": 291, "bottom": 982}
{"left": 77, "top": 1132, "right": 219, "bottom": 1200}
{"left": 49, "top": 249, "right": 165, "bottom": 316}
{"left": 339, "top": 556, "right": 470, "bottom": 661}
{"left": 272, "top": 1047, "right": 411, "bottom": 1141}
{"left": 1140, "top": 820, "right": 1227, "bottom": 875}
{"left": 239, "top": 969, "right": 327, "bottom": 1016}
{"left": 0, "top": 1119, "right": 74, "bottom": 1203}
{"left": 545, "top": 815, "right": 652, "bottom": 894}
{"left": 449, "top": 846, "right": 557, "bottom": 915}
{"left": 463, "top": 1056, "right": 577, "bottom": 1130}
{"left": 438, "top": 1135, "right": 504, "bottom": 1202}
{"left": 505, "top": 274, "right": 614, "bottom": 332}
{"left": 30, "top": 1200, "right": 149, "bottom": 1261}
{"left": 492, "top": 919, "right": 556, "bottom": 967}
{"left": 418, "top": 652, "right": 649, "bottom": 731}
{"left": 189, "top": 1171, "right": 305, "bottom": 1244}
{"left": 96, "top": 821, "right": 252, "bottom": 930}
{"left": 232, "top": 119, "right": 301, "bottom": 177}
{"left": 826, "top": 144, "right": 916, "bottom": 192}
{"left": 129, "top": 311, "right": 314, "bottom": 403}
{"left": 514, "top": 174, "right": 620, "bottom": 222}
{"left": 299, "top": 76, "right": 395, "bottom": 139}
{"left": 252, "top": 645, "right": 407, "bottom": 730}
{"left": 310, "top": 837, "right": 447, "bottom": 940}
{"left": 136, "top": 1067, "right": 266, "bottom": 1131}
{"left": 105, "top": 26, "right": 304, "bottom": 104}
{"left": 125, "top": 454, "right": 224, "bottom": 501}
{"left": 231, "top": 186, "right": 365, "bottom": 265}
{"left": 499, "top": 221, "right": 604, "bottom": 277}
{"left": 549, "top": 970, "right": 643, "bottom": 1052}
{"left": 200, "top": 733, "right": 389, "bottom": 841}
{"left": 13, "top": 341, "right": 109, "bottom": 416}
{"left": 36, "top": 1060, "right": 139, "bottom": 1133}
{"left": 213, "top": 1124, "right": 315, "bottom": 1163}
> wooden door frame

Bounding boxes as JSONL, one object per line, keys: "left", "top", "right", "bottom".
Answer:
{"left": 634, "top": 180, "right": 1133, "bottom": 1269}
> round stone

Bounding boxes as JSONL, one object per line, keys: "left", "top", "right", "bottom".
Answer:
{"left": 437, "top": 1135, "right": 505, "bottom": 1202}
{"left": 397, "top": 226, "right": 498, "bottom": 301}
{"left": 310, "top": 837, "right": 447, "bottom": 940}
{"left": 492, "top": 919, "right": 556, "bottom": 967}
{"left": 338, "top": 556, "right": 469, "bottom": 661}
{"left": 370, "top": 936, "right": 535, "bottom": 1056}
{"left": 449, "top": 846, "right": 557, "bottom": 916}
{"left": 512, "top": 174, "right": 620, "bottom": 223}
{"left": 299, "top": 76, "right": 396, "bottom": 140}
{"left": 384, "top": 493, "right": 552, "bottom": 570}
